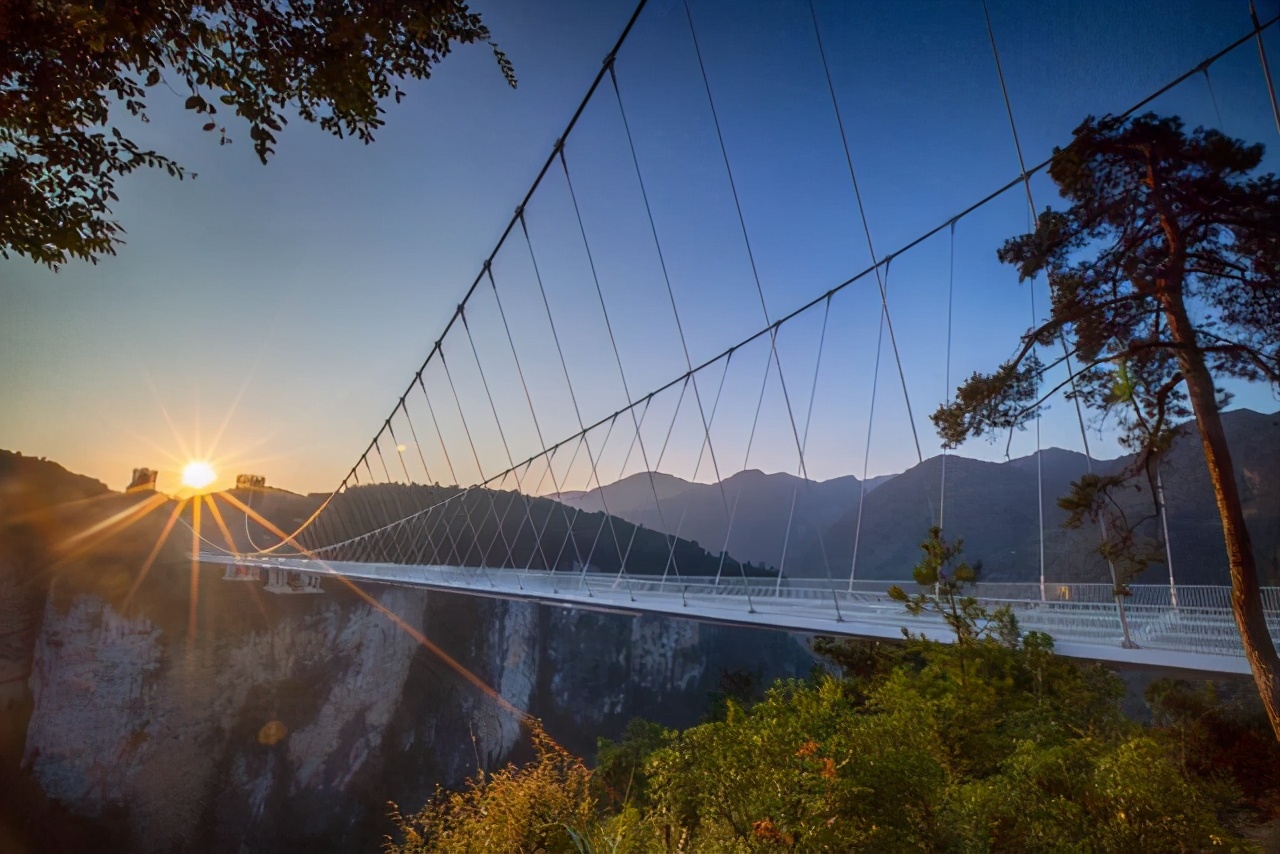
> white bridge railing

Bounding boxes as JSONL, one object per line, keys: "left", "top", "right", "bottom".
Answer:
{"left": 199, "top": 553, "right": 1280, "bottom": 676}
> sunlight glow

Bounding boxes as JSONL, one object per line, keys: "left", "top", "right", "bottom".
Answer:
{"left": 182, "top": 461, "right": 217, "bottom": 490}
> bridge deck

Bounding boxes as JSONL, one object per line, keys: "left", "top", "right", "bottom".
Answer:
{"left": 199, "top": 554, "right": 1280, "bottom": 676}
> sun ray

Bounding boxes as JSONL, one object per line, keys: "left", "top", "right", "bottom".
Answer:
{"left": 101, "top": 417, "right": 190, "bottom": 471}
{"left": 56, "top": 493, "right": 168, "bottom": 556}
{"left": 202, "top": 494, "right": 240, "bottom": 554}
{"left": 193, "top": 495, "right": 272, "bottom": 625}
{"left": 138, "top": 367, "right": 195, "bottom": 464}
{"left": 212, "top": 492, "right": 533, "bottom": 724}
{"left": 123, "top": 497, "right": 188, "bottom": 609}
{"left": 189, "top": 496, "right": 200, "bottom": 638}
{"left": 7, "top": 489, "right": 135, "bottom": 526}
{"left": 206, "top": 342, "right": 269, "bottom": 460}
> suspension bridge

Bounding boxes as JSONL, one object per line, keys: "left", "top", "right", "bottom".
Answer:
{"left": 195, "top": 0, "right": 1280, "bottom": 677}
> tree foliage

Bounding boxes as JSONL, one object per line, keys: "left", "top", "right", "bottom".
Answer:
{"left": 1, "top": 0, "right": 516, "bottom": 268}
{"left": 930, "top": 112, "right": 1280, "bottom": 738}
{"left": 386, "top": 721, "right": 593, "bottom": 854}
{"left": 387, "top": 621, "right": 1270, "bottom": 851}
{"left": 888, "top": 526, "right": 1019, "bottom": 651}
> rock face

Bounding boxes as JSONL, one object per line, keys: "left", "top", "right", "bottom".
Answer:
{"left": 2, "top": 566, "right": 815, "bottom": 853}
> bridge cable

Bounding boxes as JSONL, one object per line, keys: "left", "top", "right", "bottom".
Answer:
{"left": 940, "top": 222, "right": 956, "bottom": 533}
{"left": 288, "top": 10, "right": 1278, "bottom": 572}
{"left": 437, "top": 351, "right": 509, "bottom": 583}
{"left": 607, "top": 58, "right": 730, "bottom": 587}
{"left": 372, "top": 439, "right": 413, "bottom": 563}
{"left": 807, "top": 0, "right": 924, "bottom": 469}
{"left": 418, "top": 377, "right": 488, "bottom": 570}
{"left": 684, "top": 0, "right": 828, "bottom": 609}
{"left": 558, "top": 148, "right": 676, "bottom": 582}
{"left": 712, "top": 341, "right": 776, "bottom": 609}
{"left": 981, "top": 0, "right": 1131, "bottom": 631}
{"left": 518, "top": 212, "right": 630, "bottom": 580}
{"left": 1249, "top": 0, "right": 1280, "bottom": 133}
{"left": 486, "top": 263, "right": 568, "bottom": 573}
{"left": 660, "top": 359, "right": 735, "bottom": 589}
{"left": 849, "top": 259, "right": 890, "bottom": 589}
{"left": 776, "top": 294, "right": 841, "bottom": 611}
{"left": 1202, "top": 67, "right": 1227, "bottom": 132}
{"left": 459, "top": 306, "right": 551, "bottom": 572}
{"left": 385, "top": 417, "right": 445, "bottom": 565}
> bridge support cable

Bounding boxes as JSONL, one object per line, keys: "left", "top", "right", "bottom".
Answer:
{"left": 418, "top": 379, "right": 488, "bottom": 570}
{"left": 458, "top": 307, "right": 551, "bottom": 573}
{"left": 807, "top": 0, "right": 923, "bottom": 591}
{"left": 606, "top": 60, "right": 738, "bottom": 587}
{"left": 645, "top": 377, "right": 693, "bottom": 586}
{"left": 709, "top": 344, "right": 777, "bottom": 612}
{"left": 483, "top": 303, "right": 582, "bottom": 578}
{"left": 606, "top": 400, "right": 662, "bottom": 590}
{"left": 658, "top": 362, "right": 735, "bottom": 589}
{"left": 284, "top": 7, "right": 1279, "bottom": 599}
{"left": 375, "top": 438, "right": 431, "bottom": 566}
{"left": 683, "top": 0, "right": 837, "bottom": 608}
{"left": 1201, "top": 66, "right": 1228, "bottom": 132}
{"left": 248, "top": 6, "right": 1277, "bottom": 563}
{"left": 682, "top": 0, "right": 819, "bottom": 496}
{"left": 557, "top": 149, "right": 674, "bottom": 566}
{"left": 518, "top": 212, "right": 633, "bottom": 586}
{"left": 939, "top": 223, "right": 956, "bottom": 534}
{"left": 1250, "top": 0, "right": 1280, "bottom": 133}
{"left": 384, "top": 418, "right": 448, "bottom": 566}
{"left": 850, "top": 259, "right": 889, "bottom": 589}
{"left": 776, "top": 295, "right": 843, "bottom": 620}
{"left": 981, "top": 0, "right": 1132, "bottom": 638}
{"left": 485, "top": 263, "right": 568, "bottom": 574}
{"left": 807, "top": 0, "right": 924, "bottom": 472}
{"left": 1156, "top": 466, "right": 1180, "bottom": 609}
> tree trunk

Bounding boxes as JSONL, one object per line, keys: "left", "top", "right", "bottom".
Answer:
{"left": 1162, "top": 292, "right": 1280, "bottom": 741}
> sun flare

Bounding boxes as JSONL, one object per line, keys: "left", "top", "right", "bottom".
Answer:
{"left": 181, "top": 461, "right": 217, "bottom": 491}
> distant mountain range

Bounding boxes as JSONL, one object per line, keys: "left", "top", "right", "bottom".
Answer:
{"left": 550, "top": 469, "right": 892, "bottom": 579}
{"left": 5, "top": 410, "right": 1273, "bottom": 588}
{"left": 554, "top": 409, "right": 1280, "bottom": 586}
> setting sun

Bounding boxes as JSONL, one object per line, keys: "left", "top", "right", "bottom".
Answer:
{"left": 181, "top": 461, "right": 217, "bottom": 490}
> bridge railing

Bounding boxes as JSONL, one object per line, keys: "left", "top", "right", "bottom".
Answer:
{"left": 204, "top": 554, "right": 1279, "bottom": 664}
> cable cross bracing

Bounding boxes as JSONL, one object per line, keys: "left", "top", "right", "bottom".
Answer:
{"left": 200, "top": 2, "right": 1280, "bottom": 674}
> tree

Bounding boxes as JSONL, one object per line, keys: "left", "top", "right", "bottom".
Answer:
{"left": 889, "top": 528, "right": 1019, "bottom": 648}
{"left": 931, "top": 113, "right": 1280, "bottom": 739}
{"left": 0, "top": 0, "right": 516, "bottom": 268}
{"left": 386, "top": 721, "right": 595, "bottom": 854}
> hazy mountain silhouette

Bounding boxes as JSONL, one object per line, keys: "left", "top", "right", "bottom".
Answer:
{"left": 291, "top": 482, "right": 775, "bottom": 579}
{"left": 557, "top": 409, "right": 1278, "bottom": 586}
{"left": 815, "top": 409, "right": 1278, "bottom": 585}
{"left": 556, "top": 468, "right": 891, "bottom": 574}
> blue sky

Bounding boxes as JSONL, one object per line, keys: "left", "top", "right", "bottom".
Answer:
{"left": 3, "top": 0, "right": 1278, "bottom": 495}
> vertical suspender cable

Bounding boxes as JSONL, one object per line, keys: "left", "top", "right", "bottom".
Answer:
{"left": 982, "top": 0, "right": 1131, "bottom": 637}
{"left": 1249, "top": 0, "right": 1280, "bottom": 133}
{"left": 940, "top": 222, "right": 956, "bottom": 533}
{"left": 807, "top": 0, "right": 924, "bottom": 469}
{"left": 850, "top": 259, "right": 889, "bottom": 589}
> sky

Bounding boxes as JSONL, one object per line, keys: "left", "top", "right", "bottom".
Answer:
{"left": 3, "top": 0, "right": 1279, "bottom": 497}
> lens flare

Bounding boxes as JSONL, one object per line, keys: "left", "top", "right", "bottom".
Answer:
{"left": 182, "top": 461, "right": 217, "bottom": 490}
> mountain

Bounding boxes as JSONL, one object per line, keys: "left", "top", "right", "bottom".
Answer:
{"left": 0, "top": 449, "right": 112, "bottom": 511}
{"left": 290, "top": 482, "right": 777, "bottom": 578}
{"left": 556, "top": 469, "right": 865, "bottom": 574}
{"left": 0, "top": 459, "right": 815, "bottom": 854}
{"left": 819, "top": 408, "right": 1279, "bottom": 585}
{"left": 555, "top": 409, "right": 1280, "bottom": 587}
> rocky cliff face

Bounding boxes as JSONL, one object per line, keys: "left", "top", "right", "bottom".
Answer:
{"left": 2, "top": 565, "right": 815, "bottom": 853}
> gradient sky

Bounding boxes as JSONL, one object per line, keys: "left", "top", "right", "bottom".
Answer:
{"left": 3, "top": 0, "right": 1278, "bottom": 496}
